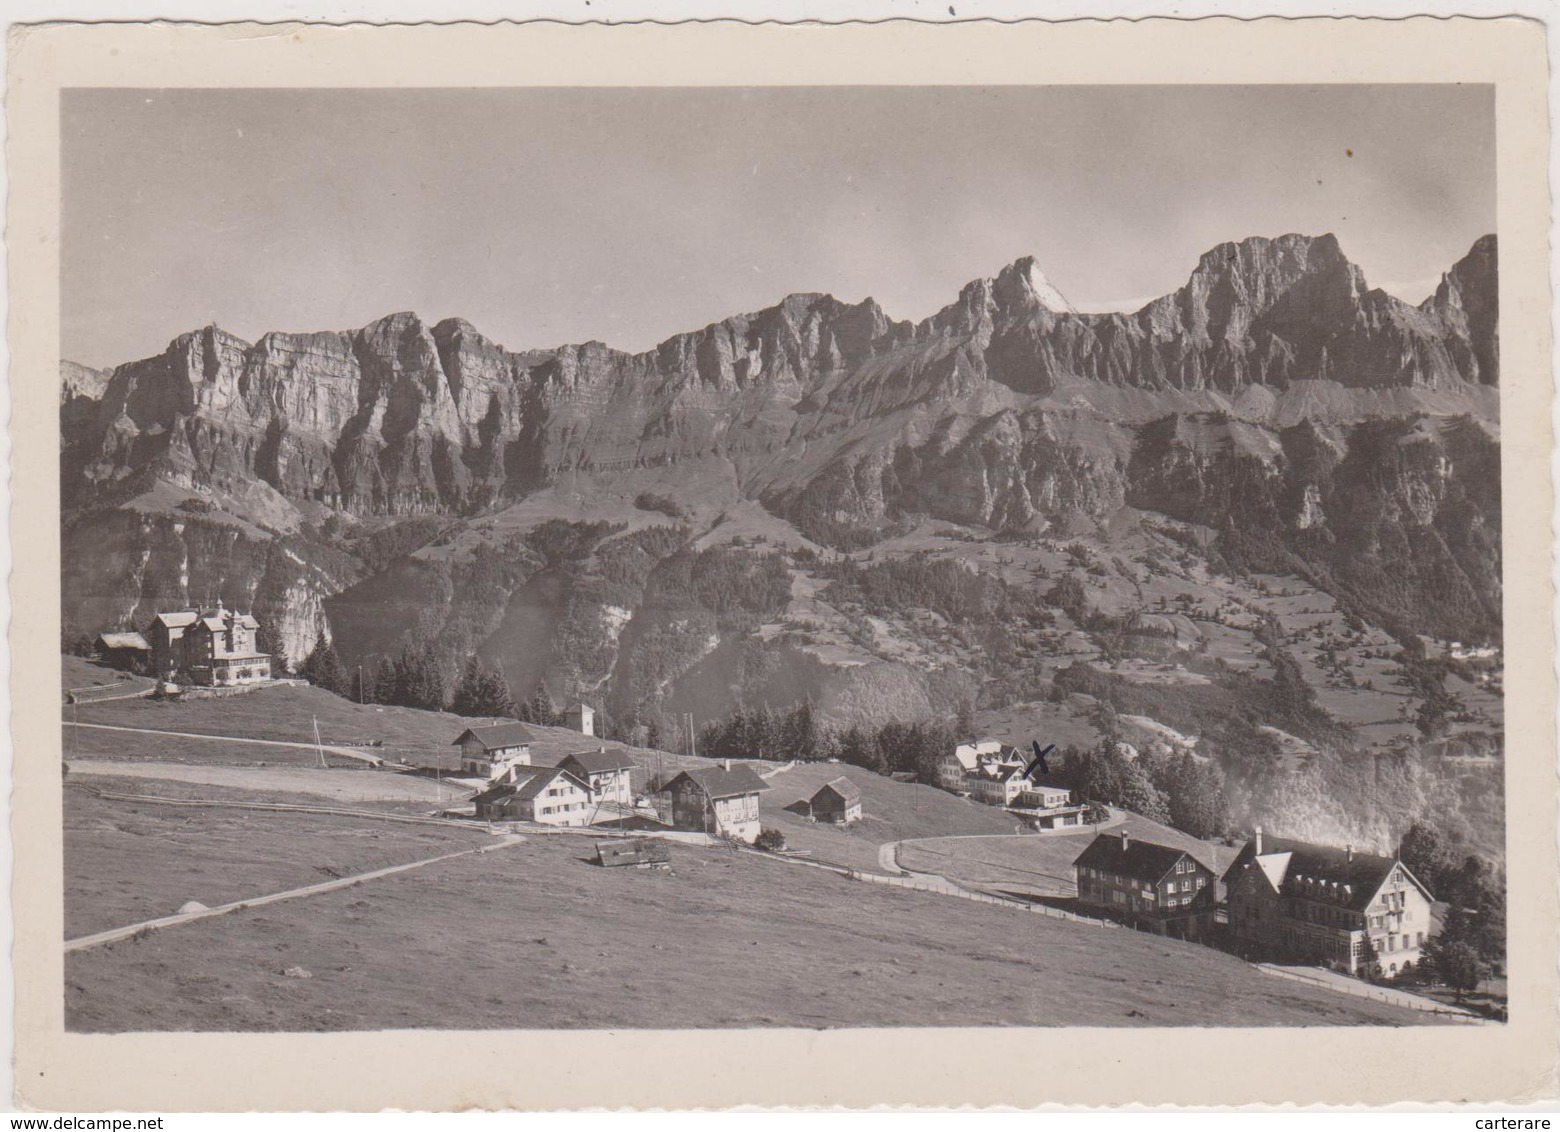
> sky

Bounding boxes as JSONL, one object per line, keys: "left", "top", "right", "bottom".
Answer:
{"left": 62, "top": 85, "right": 1495, "bottom": 369}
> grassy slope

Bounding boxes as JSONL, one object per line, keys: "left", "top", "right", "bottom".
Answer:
{"left": 67, "top": 679, "right": 699, "bottom": 777}
{"left": 62, "top": 655, "right": 153, "bottom": 693}
{"left": 760, "top": 762, "right": 1015, "bottom": 872}
{"left": 64, "top": 832, "right": 1438, "bottom": 1032}
{"left": 898, "top": 813, "right": 1241, "bottom": 899}
{"left": 63, "top": 784, "right": 491, "bottom": 937}
{"left": 65, "top": 725, "right": 370, "bottom": 768}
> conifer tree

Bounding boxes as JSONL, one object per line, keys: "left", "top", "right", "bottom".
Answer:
{"left": 373, "top": 657, "right": 398, "bottom": 705}
{"left": 300, "top": 632, "right": 349, "bottom": 697}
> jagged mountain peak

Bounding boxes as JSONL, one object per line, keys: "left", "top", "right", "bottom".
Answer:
{"left": 993, "top": 254, "right": 1077, "bottom": 315}
{"left": 1187, "top": 232, "right": 1360, "bottom": 307}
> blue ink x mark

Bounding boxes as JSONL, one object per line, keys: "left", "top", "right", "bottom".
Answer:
{"left": 1025, "top": 741, "right": 1055, "bottom": 780}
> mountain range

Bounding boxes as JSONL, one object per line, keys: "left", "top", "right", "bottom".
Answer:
{"left": 61, "top": 232, "right": 1501, "bottom": 723}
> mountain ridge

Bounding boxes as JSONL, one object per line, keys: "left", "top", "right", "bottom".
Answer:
{"left": 60, "top": 232, "right": 1502, "bottom": 667}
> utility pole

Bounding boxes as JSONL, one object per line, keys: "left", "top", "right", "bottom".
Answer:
{"left": 358, "top": 665, "right": 363, "bottom": 704}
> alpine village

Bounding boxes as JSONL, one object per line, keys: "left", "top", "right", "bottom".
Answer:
{"left": 61, "top": 233, "right": 1505, "bottom": 1030}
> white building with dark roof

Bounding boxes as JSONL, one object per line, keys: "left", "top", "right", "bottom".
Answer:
{"left": 472, "top": 765, "right": 593, "bottom": 826}
{"left": 559, "top": 747, "right": 638, "bottom": 807}
{"left": 451, "top": 722, "right": 535, "bottom": 781}
{"left": 1222, "top": 828, "right": 1438, "bottom": 976}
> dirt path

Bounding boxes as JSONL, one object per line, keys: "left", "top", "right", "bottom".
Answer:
{"left": 64, "top": 720, "right": 383, "bottom": 765}
{"left": 66, "top": 834, "right": 526, "bottom": 954}
{"left": 878, "top": 809, "right": 1125, "bottom": 880}
{"left": 70, "top": 761, "right": 453, "bottom": 804}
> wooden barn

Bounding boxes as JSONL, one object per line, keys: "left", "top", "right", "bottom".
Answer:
{"left": 94, "top": 630, "right": 151, "bottom": 673}
{"left": 808, "top": 777, "right": 862, "bottom": 824}
{"left": 595, "top": 837, "right": 672, "bottom": 869}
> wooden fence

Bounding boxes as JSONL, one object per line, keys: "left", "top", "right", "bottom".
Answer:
{"left": 1255, "top": 963, "right": 1484, "bottom": 1022}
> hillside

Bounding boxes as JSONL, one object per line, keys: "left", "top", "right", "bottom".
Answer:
{"left": 58, "top": 232, "right": 1505, "bottom": 876}
{"left": 64, "top": 818, "right": 1441, "bottom": 1031}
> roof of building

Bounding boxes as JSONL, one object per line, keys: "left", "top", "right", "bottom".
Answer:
{"left": 811, "top": 777, "right": 861, "bottom": 805}
{"left": 565, "top": 703, "right": 594, "bottom": 714}
{"left": 1072, "top": 833, "right": 1204, "bottom": 884}
{"left": 1220, "top": 834, "right": 1428, "bottom": 910}
{"left": 451, "top": 721, "right": 535, "bottom": 750}
{"left": 474, "top": 764, "right": 590, "bottom": 807}
{"left": 663, "top": 764, "right": 770, "bottom": 799}
{"left": 560, "top": 748, "right": 638, "bottom": 774}
{"left": 596, "top": 837, "right": 671, "bottom": 866}
{"left": 1022, "top": 778, "right": 1072, "bottom": 794}
{"left": 96, "top": 631, "right": 150, "bottom": 651}
{"left": 152, "top": 611, "right": 201, "bottom": 629}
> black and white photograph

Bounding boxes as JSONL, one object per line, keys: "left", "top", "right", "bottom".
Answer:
{"left": 11, "top": 13, "right": 1557, "bottom": 1114}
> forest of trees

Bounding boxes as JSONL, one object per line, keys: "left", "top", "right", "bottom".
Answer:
{"left": 1055, "top": 738, "right": 1233, "bottom": 841}
{"left": 698, "top": 700, "right": 954, "bottom": 785}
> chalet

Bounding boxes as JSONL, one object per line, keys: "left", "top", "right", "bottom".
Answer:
{"left": 661, "top": 761, "right": 769, "bottom": 843}
{"left": 147, "top": 605, "right": 271, "bottom": 685}
{"left": 94, "top": 630, "right": 151, "bottom": 672}
{"left": 808, "top": 777, "right": 862, "bottom": 824}
{"left": 1222, "top": 828, "right": 1436, "bottom": 977}
{"left": 564, "top": 703, "right": 596, "bottom": 737}
{"left": 473, "top": 765, "right": 594, "bottom": 826}
{"left": 559, "top": 747, "right": 637, "bottom": 807}
{"left": 1072, "top": 830, "right": 1220, "bottom": 940}
{"left": 451, "top": 722, "right": 534, "bottom": 781}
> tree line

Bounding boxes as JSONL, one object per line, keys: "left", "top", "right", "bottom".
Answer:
{"left": 297, "top": 631, "right": 521, "bottom": 718}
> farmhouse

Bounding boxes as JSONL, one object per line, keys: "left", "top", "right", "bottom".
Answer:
{"left": 473, "top": 765, "right": 594, "bottom": 826}
{"left": 451, "top": 721, "right": 534, "bottom": 781}
{"left": 564, "top": 703, "right": 596, "bottom": 737}
{"left": 94, "top": 630, "right": 151, "bottom": 672}
{"left": 661, "top": 762, "right": 769, "bottom": 843}
{"left": 1073, "top": 830, "right": 1220, "bottom": 940}
{"left": 1222, "top": 828, "right": 1436, "bottom": 977}
{"left": 147, "top": 605, "right": 271, "bottom": 686}
{"left": 559, "top": 747, "right": 637, "bottom": 807}
{"left": 808, "top": 777, "right": 862, "bottom": 824}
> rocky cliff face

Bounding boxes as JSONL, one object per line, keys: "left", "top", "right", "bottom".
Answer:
{"left": 63, "top": 233, "right": 1497, "bottom": 518}
{"left": 61, "top": 232, "right": 1502, "bottom": 652}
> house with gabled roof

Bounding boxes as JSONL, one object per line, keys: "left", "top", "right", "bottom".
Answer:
{"left": 452, "top": 721, "right": 534, "bottom": 781}
{"left": 1073, "top": 829, "right": 1220, "bottom": 940}
{"left": 661, "top": 761, "right": 770, "bottom": 843}
{"left": 559, "top": 747, "right": 638, "bottom": 807}
{"left": 473, "top": 764, "right": 593, "bottom": 826}
{"left": 808, "top": 777, "right": 862, "bottom": 824}
{"left": 146, "top": 604, "right": 271, "bottom": 685}
{"left": 1221, "top": 827, "right": 1437, "bottom": 976}
{"left": 94, "top": 630, "right": 151, "bottom": 672}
